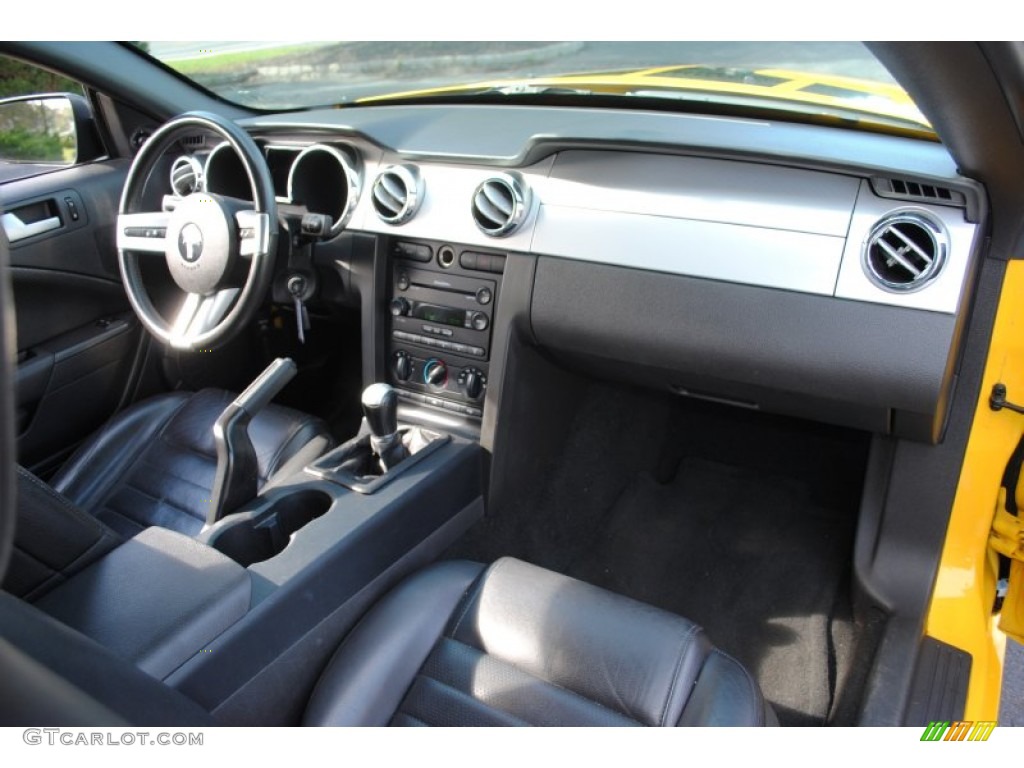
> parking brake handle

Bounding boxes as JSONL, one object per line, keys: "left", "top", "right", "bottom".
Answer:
{"left": 207, "top": 357, "right": 298, "bottom": 528}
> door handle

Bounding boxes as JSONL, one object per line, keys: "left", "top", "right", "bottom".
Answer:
{"left": 1, "top": 211, "right": 61, "bottom": 243}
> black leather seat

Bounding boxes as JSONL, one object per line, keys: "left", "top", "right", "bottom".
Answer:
{"left": 0, "top": 555, "right": 774, "bottom": 727}
{"left": 47, "top": 389, "right": 332, "bottom": 538}
{"left": 304, "top": 557, "right": 775, "bottom": 726}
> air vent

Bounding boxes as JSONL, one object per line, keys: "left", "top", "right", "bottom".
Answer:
{"left": 371, "top": 165, "right": 422, "bottom": 225}
{"left": 862, "top": 212, "right": 948, "bottom": 292}
{"left": 169, "top": 156, "right": 203, "bottom": 197}
{"left": 471, "top": 173, "right": 531, "bottom": 237}
{"left": 180, "top": 134, "right": 206, "bottom": 148}
{"left": 130, "top": 127, "right": 153, "bottom": 151}
{"left": 871, "top": 177, "right": 966, "bottom": 208}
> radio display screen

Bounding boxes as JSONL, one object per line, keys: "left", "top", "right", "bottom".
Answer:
{"left": 414, "top": 304, "right": 465, "bottom": 327}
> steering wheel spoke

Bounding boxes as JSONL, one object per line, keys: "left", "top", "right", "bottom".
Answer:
{"left": 169, "top": 290, "right": 240, "bottom": 349}
{"left": 116, "top": 211, "right": 170, "bottom": 255}
{"left": 236, "top": 209, "right": 271, "bottom": 258}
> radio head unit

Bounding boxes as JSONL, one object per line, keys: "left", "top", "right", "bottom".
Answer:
{"left": 385, "top": 242, "right": 505, "bottom": 421}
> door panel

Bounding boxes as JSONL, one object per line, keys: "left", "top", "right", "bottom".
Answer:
{"left": 2, "top": 158, "right": 144, "bottom": 473}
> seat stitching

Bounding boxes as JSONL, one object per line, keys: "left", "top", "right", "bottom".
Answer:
{"left": 393, "top": 711, "right": 429, "bottom": 727}
{"left": 59, "top": 395, "right": 192, "bottom": 513}
{"left": 263, "top": 417, "right": 319, "bottom": 480}
{"left": 407, "top": 671, "right": 534, "bottom": 726}
{"left": 710, "top": 647, "right": 765, "bottom": 726}
{"left": 52, "top": 530, "right": 120, "bottom": 574}
{"left": 659, "top": 624, "right": 701, "bottom": 726}
{"left": 95, "top": 504, "right": 150, "bottom": 533}
{"left": 437, "top": 635, "right": 642, "bottom": 724}
{"left": 135, "top": 451, "right": 214, "bottom": 493}
{"left": 105, "top": 480, "right": 205, "bottom": 528}
{"left": 155, "top": 433, "right": 216, "bottom": 463}
{"left": 449, "top": 560, "right": 503, "bottom": 639}
{"left": 155, "top": 391, "right": 232, "bottom": 453}
{"left": 11, "top": 533, "right": 114, "bottom": 601}
{"left": 17, "top": 467, "right": 107, "bottom": 529}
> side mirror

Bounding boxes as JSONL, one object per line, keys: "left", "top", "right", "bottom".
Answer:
{"left": 0, "top": 92, "right": 103, "bottom": 166}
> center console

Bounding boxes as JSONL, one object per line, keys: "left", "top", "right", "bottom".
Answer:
{"left": 384, "top": 237, "right": 506, "bottom": 420}
{"left": 27, "top": 236, "right": 504, "bottom": 724}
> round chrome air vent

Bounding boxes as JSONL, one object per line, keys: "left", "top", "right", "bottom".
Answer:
{"left": 169, "top": 155, "right": 204, "bottom": 197}
{"left": 862, "top": 211, "right": 948, "bottom": 292}
{"left": 371, "top": 165, "right": 423, "bottom": 225}
{"left": 471, "top": 173, "right": 531, "bottom": 237}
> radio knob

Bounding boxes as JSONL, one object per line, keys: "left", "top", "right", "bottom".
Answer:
{"left": 470, "top": 311, "right": 489, "bottom": 331}
{"left": 460, "top": 367, "right": 486, "bottom": 401}
{"left": 423, "top": 359, "right": 448, "bottom": 389}
{"left": 392, "top": 351, "right": 411, "bottom": 382}
{"left": 390, "top": 297, "right": 410, "bottom": 317}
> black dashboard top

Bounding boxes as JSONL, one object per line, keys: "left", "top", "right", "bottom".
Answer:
{"left": 243, "top": 103, "right": 962, "bottom": 181}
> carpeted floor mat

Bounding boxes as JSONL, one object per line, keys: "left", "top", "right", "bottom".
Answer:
{"left": 567, "top": 455, "right": 856, "bottom": 726}
{"left": 451, "top": 381, "right": 866, "bottom": 725}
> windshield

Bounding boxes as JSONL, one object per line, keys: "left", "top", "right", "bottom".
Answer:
{"left": 141, "top": 41, "right": 929, "bottom": 136}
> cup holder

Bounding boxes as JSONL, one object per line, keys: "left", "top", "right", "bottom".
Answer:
{"left": 208, "top": 489, "right": 333, "bottom": 567}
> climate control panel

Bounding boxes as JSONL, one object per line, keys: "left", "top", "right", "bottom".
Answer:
{"left": 385, "top": 237, "right": 503, "bottom": 421}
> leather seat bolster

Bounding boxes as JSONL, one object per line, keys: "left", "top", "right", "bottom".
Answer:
{"left": 3, "top": 467, "right": 121, "bottom": 601}
{"left": 50, "top": 389, "right": 334, "bottom": 537}
{"left": 51, "top": 392, "right": 191, "bottom": 514}
{"left": 303, "top": 560, "right": 485, "bottom": 726}
{"left": 161, "top": 389, "right": 334, "bottom": 483}
{"left": 449, "top": 557, "right": 715, "bottom": 726}
{"left": 676, "top": 648, "right": 773, "bottom": 726}
{"left": 0, "top": 592, "right": 214, "bottom": 726}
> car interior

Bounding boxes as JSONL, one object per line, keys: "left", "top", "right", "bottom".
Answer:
{"left": 1, "top": 40, "right": 1023, "bottom": 728}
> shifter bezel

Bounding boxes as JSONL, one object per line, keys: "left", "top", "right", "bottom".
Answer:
{"left": 305, "top": 425, "right": 450, "bottom": 493}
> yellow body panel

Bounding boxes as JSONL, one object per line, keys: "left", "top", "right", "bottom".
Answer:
{"left": 925, "top": 260, "right": 1024, "bottom": 717}
{"left": 357, "top": 66, "right": 931, "bottom": 132}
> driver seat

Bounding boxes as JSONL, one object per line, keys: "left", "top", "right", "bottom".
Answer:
{"left": 47, "top": 389, "right": 333, "bottom": 538}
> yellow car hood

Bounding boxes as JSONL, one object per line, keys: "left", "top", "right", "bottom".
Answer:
{"left": 359, "top": 65, "right": 931, "bottom": 135}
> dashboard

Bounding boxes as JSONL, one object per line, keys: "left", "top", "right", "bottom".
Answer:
{"left": 172, "top": 103, "right": 984, "bottom": 444}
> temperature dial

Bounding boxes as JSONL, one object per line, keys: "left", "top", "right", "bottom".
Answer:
{"left": 458, "top": 367, "right": 486, "bottom": 401}
{"left": 392, "top": 351, "right": 412, "bottom": 382}
{"left": 423, "top": 358, "right": 448, "bottom": 389}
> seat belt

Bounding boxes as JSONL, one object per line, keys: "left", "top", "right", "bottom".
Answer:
{"left": 992, "top": 433, "right": 1024, "bottom": 643}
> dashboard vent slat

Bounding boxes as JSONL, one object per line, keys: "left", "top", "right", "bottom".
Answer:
{"left": 471, "top": 174, "right": 531, "bottom": 237}
{"left": 871, "top": 177, "right": 965, "bottom": 208}
{"left": 371, "top": 165, "right": 422, "bottom": 225}
{"left": 862, "top": 212, "right": 948, "bottom": 293}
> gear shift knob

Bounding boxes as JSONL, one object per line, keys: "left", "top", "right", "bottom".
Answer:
{"left": 362, "top": 382, "right": 399, "bottom": 438}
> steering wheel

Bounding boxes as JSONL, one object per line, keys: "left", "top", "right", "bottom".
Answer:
{"left": 116, "top": 112, "right": 278, "bottom": 350}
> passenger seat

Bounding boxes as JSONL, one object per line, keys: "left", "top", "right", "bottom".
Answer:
{"left": 0, "top": 556, "right": 775, "bottom": 726}
{"left": 305, "top": 557, "right": 776, "bottom": 726}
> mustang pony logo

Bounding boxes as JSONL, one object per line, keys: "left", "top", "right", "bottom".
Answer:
{"left": 177, "top": 223, "right": 204, "bottom": 263}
